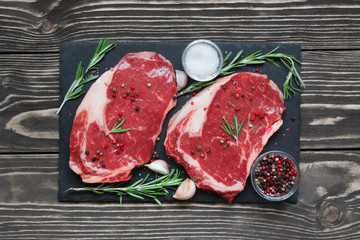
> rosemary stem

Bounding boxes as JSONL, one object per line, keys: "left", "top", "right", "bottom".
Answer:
{"left": 56, "top": 97, "right": 68, "bottom": 115}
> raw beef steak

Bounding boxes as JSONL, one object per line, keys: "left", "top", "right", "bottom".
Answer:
{"left": 69, "top": 52, "right": 177, "bottom": 183}
{"left": 165, "top": 72, "right": 285, "bottom": 203}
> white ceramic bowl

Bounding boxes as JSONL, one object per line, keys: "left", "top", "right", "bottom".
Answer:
{"left": 181, "top": 39, "right": 223, "bottom": 82}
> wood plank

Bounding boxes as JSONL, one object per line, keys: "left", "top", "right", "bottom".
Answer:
{"left": 0, "top": 151, "right": 359, "bottom": 239}
{"left": 0, "top": 50, "right": 359, "bottom": 152}
{"left": 300, "top": 51, "right": 360, "bottom": 149}
{"left": 0, "top": 0, "right": 360, "bottom": 52}
{"left": 0, "top": 54, "right": 59, "bottom": 152}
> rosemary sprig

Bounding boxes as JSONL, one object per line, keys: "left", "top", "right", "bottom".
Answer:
{"left": 176, "top": 80, "right": 217, "bottom": 97}
{"left": 56, "top": 38, "right": 115, "bottom": 114}
{"left": 177, "top": 47, "right": 303, "bottom": 99}
{"left": 221, "top": 114, "right": 245, "bottom": 146}
{"left": 106, "top": 118, "right": 131, "bottom": 136}
{"left": 220, "top": 47, "right": 304, "bottom": 99}
{"left": 65, "top": 169, "right": 183, "bottom": 205}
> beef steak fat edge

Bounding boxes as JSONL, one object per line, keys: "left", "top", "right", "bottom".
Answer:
{"left": 164, "top": 72, "right": 286, "bottom": 203}
{"left": 69, "top": 52, "right": 177, "bottom": 183}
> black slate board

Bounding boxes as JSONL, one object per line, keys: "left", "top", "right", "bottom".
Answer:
{"left": 58, "top": 41, "right": 301, "bottom": 203}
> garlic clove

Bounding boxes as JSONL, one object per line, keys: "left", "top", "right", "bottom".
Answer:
{"left": 173, "top": 178, "right": 196, "bottom": 200}
{"left": 175, "top": 70, "right": 188, "bottom": 91}
{"left": 145, "top": 160, "right": 170, "bottom": 175}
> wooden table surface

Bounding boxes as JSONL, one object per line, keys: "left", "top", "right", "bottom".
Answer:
{"left": 1, "top": 0, "right": 359, "bottom": 239}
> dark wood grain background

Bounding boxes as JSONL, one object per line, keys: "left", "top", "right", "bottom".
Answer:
{"left": 0, "top": 0, "right": 359, "bottom": 239}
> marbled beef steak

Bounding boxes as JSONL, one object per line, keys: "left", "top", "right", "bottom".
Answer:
{"left": 165, "top": 72, "right": 285, "bottom": 203}
{"left": 69, "top": 52, "right": 177, "bottom": 183}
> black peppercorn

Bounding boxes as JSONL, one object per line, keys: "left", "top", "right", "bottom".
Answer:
{"left": 135, "top": 107, "right": 140, "bottom": 111}
{"left": 85, "top": 150, "right": 89, "bottom": 155}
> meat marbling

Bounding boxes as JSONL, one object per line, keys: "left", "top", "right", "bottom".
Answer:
{"left": 69, "top": 52, "right": 177, "bottom": 183}
{"left": 164, "top": 72, "right": 285, "bottom": 203}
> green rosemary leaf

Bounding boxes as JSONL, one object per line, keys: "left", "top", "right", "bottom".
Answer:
{"left": 127, "top": 191, "right": 145, "bottom": 200}
{"left": 92, "top": 189, "right": 104, "bottom": 195}
{"left": 82, "top": 75, "right": 99, "bottom": 84}
{"left": 154, "top": 197, "right": 162, "bottom": 206}
{"left": 56, "top": 38, "right": 115, "bottom": 114}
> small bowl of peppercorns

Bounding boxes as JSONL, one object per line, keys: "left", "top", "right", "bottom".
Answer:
{"left": 251, "top": 150, "right": 300, "bottom": 201}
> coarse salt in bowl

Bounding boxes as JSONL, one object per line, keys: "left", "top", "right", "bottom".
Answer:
{"left": 250, "top": 150, "right": 300, "bottom": 201}
{"left": 181, "top": 39, "right": 223, "bottom": 82}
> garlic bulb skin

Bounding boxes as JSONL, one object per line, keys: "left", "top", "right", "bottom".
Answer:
{"left": 145, "top": 160, "right": 170, "bottom": 175}
{"left": 173, "top": 178, "right": 196, "bottom": 200}
{"left": 175, "top": 70, "right": 188, "bottom": 91}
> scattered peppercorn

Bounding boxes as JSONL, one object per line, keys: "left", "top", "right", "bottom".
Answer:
{"left": 191, "top": 151, "right": 195, "bottom": 155}
{"left": 85, "top": 150, "right": 89, "bottom": 155}
{"left": 126, "top": 91, "right": 130, "bottom": 96}
{"left": 249, "top": 97, "right": 253, "bottom": 101}
{"left": 135, "top": 107, "right": 140, "bottom": 111}
{"left": 251, "top": 86, "right": 255, "bottom": 90}
{"left": 200, "top": 154, "right": 205, "bottom": 158}
{"left": 206, "top": 149, "right": 211, "bottom": 153}
{"left": 92, "top": 157, "right": 96, "bottom": 162}
{"left": 147, "top": 83, "right": 151, "bottom": 87}
{"left": 113, "top": 88, "right": 117, "bottom": 93}
{"left": 291, "top": 116, "right": 296, "bottom": 121}
{"left": 97, "top": 164, "right": 101, "bottom": 168}
{"left": 102, "top": 164, "right": 106, "bottom": 168}
{"left": 197, "top": 146, "right": 201, "bottom": 150}
{"left": 241, "top": 94, "right": 244, "bottom": 98}
{"left": 121, "top": 84, "right": 125, "bottom": 88}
